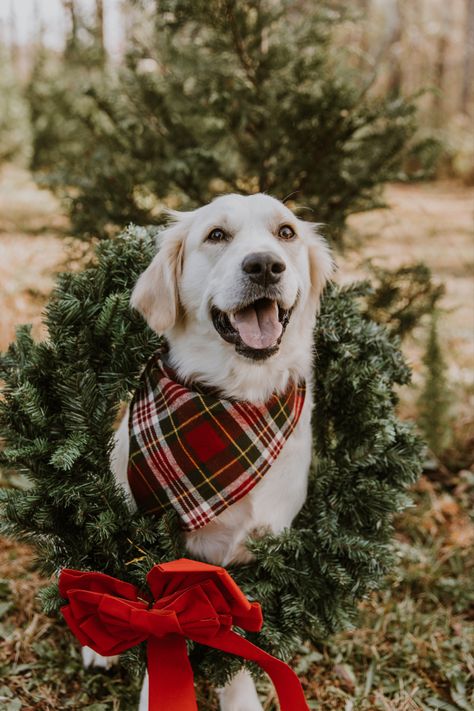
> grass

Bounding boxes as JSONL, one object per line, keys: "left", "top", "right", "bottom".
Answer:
{"left": 1, "top": 473, "right": 472, "bottom": 710}
{"left": 0, "top": 535, "right": 142, "bottom": 710}
{"left": 300, "top": 473, "right": 474, "bottom": 711}
{"left": 0, "top": 166, "right": 473, "bottom": 709}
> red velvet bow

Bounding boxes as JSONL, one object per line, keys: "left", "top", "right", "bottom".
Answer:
{"left": 59, "top": 558, "right": 309, "bottom": 711}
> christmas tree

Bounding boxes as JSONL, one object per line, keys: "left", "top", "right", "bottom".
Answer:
{"left": 417, "top": 313, "right": 453, "bottom": 455}
{"left": 27, "top": 0, "right": 437, "bottom": 243}
{"left": 0, "top": 43, "right": 31, "bottom": 166}
{"left": 0, "top": 227, "right": 423, "bottom": 685}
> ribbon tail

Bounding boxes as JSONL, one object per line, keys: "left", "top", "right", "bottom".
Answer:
{"left": 192, "top": 631, "right": 309, "bottom": 711}
{"left": 147, "top": 635, "right": 197, "bottom": 711}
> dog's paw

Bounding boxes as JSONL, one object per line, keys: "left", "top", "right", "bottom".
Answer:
{"left": 219, "top": 701, "right": 263, "bottom": 711}
{"left": 138, "top": 673, "right": 149, "bottom": 711}
{"left": 217, "top": 669, "right": 263, "bottom": 711}
{"left": 81, "top": 645, "right": 119, "bottom": 670}
{"left": 218, "top": 695, "right": 263, "bottom": 711}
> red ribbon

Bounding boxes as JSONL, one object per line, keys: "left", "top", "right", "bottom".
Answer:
{"left": 59, "top": 558, "right": 309, "bottom": 711}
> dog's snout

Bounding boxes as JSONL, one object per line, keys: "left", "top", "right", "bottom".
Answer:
{"left": 242, "top": 252, "right": 286, "bottom": 286}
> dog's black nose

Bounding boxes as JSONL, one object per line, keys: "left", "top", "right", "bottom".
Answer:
{"left": 242, "top": 252, "right": 286, "bottom": 286}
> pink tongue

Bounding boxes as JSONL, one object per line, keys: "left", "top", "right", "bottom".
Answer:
{"left": 232, "top": 300, "right": 283, "bottom": 349}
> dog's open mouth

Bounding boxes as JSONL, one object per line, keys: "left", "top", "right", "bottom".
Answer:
{"left": 211, "top": 298, "right": 292, "bottom": 360}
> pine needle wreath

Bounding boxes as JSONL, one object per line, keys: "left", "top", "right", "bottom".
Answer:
{"left": 0, "top": 226, "right": 422, "bottom": 687}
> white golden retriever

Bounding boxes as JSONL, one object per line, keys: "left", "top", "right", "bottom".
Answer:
{"left": 83, "top": 193, "right": 334, "bottom": 711}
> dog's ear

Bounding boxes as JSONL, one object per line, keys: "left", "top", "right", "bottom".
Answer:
{"left": 305, "top": 224, "right": 335, "bottom": 307}
{"left": 131, "top": 217, "right": 187, "bottom": 334}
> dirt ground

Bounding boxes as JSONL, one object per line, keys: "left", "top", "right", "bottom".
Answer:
{"left": 0, "top": 165, "right": 68, "bottom": 348}
{"left": 343, "top": 181, "right": 474, "bottom": 407}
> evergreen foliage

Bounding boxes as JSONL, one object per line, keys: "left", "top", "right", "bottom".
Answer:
{"left": 417, "top": 313, "right": 453, "bottom": 455}
{"left": 26, "top": 0, "right": 438, "bottom": 242}
{"left": 0, "top": 227, "right": 423, "bottom": 685}
{"left": 363, "top": 262, "right": 445, "bottom": 339}
{"left": 26, "top": 1, "right": 107, "bottom": 176}
{"left": 0, "top": 46, "right": 31, "bottom": 166}
{"left": 26, "top": 47, "right": 106, "bottom": 176}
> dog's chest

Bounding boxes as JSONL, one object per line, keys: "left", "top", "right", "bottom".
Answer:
{"left": 185, "top": 393, "right": 313, "bottom": 566}
{"left": 113, "top": 387, "right": 313, "bottom": 568}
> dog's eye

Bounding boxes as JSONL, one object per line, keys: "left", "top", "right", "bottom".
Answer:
{"left": 278, "top": 225, "right": 296, "bottom": 240}
{"left": 206, "top": 228, "right": 228, "bottom": 243}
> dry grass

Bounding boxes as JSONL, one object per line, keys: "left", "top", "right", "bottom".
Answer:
{"left": 0, "top": 540, "right": 142, "bottom": 711}
{"left": 0, "top": 166, "right": 473, "bottom": 709}
{"left": 344, "top": 181, "right": 473, "bottom": 365}
{"left": 1, "top": 472, "right": 472, "bottom": 710}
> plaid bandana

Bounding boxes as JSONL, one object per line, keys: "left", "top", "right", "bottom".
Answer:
{"left": 127, "top": 350, "right": 306, "bottom": 531}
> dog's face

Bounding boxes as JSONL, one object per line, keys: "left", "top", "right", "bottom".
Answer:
{"left": 132, "top": 193, "right": 333, "bottom": 363}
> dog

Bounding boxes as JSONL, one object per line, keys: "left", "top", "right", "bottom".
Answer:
{"left": 82, "top": 192, "right": 333, "bottom": 711}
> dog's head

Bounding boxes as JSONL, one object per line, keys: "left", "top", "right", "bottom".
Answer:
{"left": 131, "top": 194, "right": 333, "bottom": 391}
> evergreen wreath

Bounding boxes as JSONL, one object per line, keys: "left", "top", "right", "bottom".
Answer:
{"left": 0, "top": 226, "right": 423, "bottom": 687}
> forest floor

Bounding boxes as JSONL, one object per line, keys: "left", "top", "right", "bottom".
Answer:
{"left": 0, "top": 165, "right": 473, "bottom": 710}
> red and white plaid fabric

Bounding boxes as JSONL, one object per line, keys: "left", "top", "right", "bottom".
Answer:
{"left": 127, "top": 350, "right": 306, "bottom": 531}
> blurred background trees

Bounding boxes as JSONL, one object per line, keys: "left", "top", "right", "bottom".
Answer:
{"left": 7, "top": 0, "right": 438, "bottom": 242}
{"left": 1, "top": 1, "right": 472, "bottom": 236}
{"left": 3, "top": 0, "right": 473, "bottom": 242}
{"left": 0, "top": 44, "right": 31, "bottom": 166}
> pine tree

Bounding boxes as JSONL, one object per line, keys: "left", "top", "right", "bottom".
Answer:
{"left": 363, "top": 262, "right": 445, "bottom": 339}
{"left": 26, "top": 1, "right": 107, "bottom": 175}
{"left": 0, "top": 43, "right": 31, "bottom": 166}
{"left": 417, "top": 313, "right": 453, "bottom": 455}
{"left": 27, "top": 0, "right": 438, "bottom": 242}
{"left": 0, "top": 227, "right": 423, "bottom": 685}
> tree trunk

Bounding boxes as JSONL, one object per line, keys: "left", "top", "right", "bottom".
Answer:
{"left": 8, "top": 0, "right": 18, "bottom": 69}
{"left": 433, "top": 5, "right": 452, "bottom": 126}
{"left": 95, "top": 0, "right": 105, "bottom": 61}
{"left": 461, "top": 0, "right": 474, "bottom": 114}
{"left": 62, "top": 0, "right": 78, "bottom": 58}
{"left": 385, "top": 0, "right": 403, "bottom": 96}
{"left": 33, "top": 0, "right": 45, "bottom": 52}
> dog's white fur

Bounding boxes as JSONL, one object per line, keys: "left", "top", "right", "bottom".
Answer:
{"left": 83, "top": 193, "right": 333, "bottom": 711}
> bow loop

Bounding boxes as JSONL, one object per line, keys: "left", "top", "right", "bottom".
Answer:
{"left": 59, "top": 568, "right": 143, "bottom": 602}
{"left": 60, "top": 559, "right": 308, "bottom": 711}
{"left": 147, "top": 558, "right": 263, "bottom": 632}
